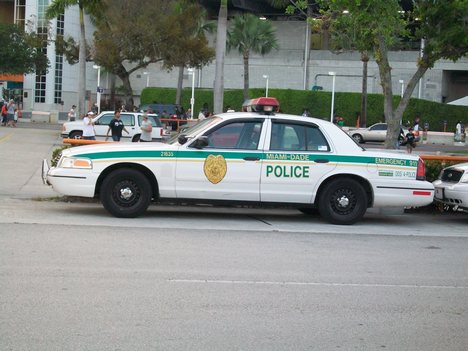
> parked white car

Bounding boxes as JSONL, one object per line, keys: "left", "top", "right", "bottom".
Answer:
{"left": 61, "top": 111, "right": 170, "bottom": 142}
{"left": 348, "top": 123, "right": 408, "bottom": 143}
{"left": 433, "top": 162, "right": 468, "bottom": 212}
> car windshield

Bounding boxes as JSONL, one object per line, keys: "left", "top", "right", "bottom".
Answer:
{"left": 166, "top": 117, "right": 220, "bottom": 145}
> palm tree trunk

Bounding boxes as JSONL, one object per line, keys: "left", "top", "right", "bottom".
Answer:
{"left": 243, "top": 54, "right": 250, "bottom": 101}
{"left": 78, "top": 4, "right": 87, "bottom": 116}
{"left": 176, "top": 66, "right": 184, "bottom": 105}
{"left": 213, "top": 0, "right": 228, "bottom": 114}
{"left": 360, "top": 51, "right": 369, "bottom": 128}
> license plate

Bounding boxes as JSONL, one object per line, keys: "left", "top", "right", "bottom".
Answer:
{"left": 434, "top": 187, "right": 444, "bottom": 200}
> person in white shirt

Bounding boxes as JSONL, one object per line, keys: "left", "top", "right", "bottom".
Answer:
{"left": 68, "top": 105, "right": 76, "bottom": 121}
{"left": 198, "top": 110, "right": 206, "bottom": 120}
{"left": 139, "top": 113, "right": 153, "bottom": 142}
{"left": 82, "top": 111, "right": 96, "bottom": 140}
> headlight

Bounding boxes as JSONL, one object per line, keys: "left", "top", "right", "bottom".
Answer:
{"left": 460, "top": 172, "right": 468, "bottom": 183}
{"left": 58, "top": 156, "right": 92, "bottom": 169}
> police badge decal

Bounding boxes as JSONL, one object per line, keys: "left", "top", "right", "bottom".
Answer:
{"left": 204, "top": 154, "right": 227, "bottom": 184}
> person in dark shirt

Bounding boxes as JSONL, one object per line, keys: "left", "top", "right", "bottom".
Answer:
{"left": 403, "top": 127, "right": 416, "bottom": 153}
{"left": 106, "top": 110, "right": 129, "bottom": 141}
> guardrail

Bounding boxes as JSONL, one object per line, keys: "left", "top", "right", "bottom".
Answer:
{"left": 420, "top": 154, "right": 468, "bottom": 162}
{"left": 63, "top": 138, "right": 112, "bottom": 145}
{"left": 160, "top": 118, "right": 198, "bottom": 131}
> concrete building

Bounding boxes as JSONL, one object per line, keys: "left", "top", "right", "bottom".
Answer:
{"left": 1, "top": 0, "right": 467, "bottom": 119}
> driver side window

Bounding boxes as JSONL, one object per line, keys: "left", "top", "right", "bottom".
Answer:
{"left": 205, "top": 120, "right": 263, "bottom": 150}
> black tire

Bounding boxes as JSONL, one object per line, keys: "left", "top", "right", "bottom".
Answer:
{"left": 352, "top": 134, "right": 364, "bottom": 143}
{"left": 299, "top": 208, "right": 319, "bottom": 215}
{"left": 69, "top": 131, "right": 82, "bottom": 139}
{"left": 100, "top": 169, "right": 152, "bottom": 218}
{"left": 132, "top": 134, "right": 141, "bottom": 142}
{"left": 318, "top": 178, "right": 368, "bottom": 225}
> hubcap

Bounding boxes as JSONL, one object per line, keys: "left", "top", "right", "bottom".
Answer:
{"left": 337, "top": 195, "right": 350, "bottom": 208}
{"left": 120, "top": 187, "right": 133, "bottom": 200}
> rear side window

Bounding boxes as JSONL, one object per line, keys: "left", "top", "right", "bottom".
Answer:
{"left": 138, "top": 115, "right": 162, "bottom": 127}
{"left": 270, "top": 121, "right": 330, "bottom": 152}
{"left": 120, "top": 114, "right": 135, "bottom": 126}
{"left": 96, "top": 113, "right": 114, "bottom": 125}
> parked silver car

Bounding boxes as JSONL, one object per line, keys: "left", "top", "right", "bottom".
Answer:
{"left": 433, "top": 162, "right": 468, "bottom": 212}
{"left": 347, "top": 123, "right": 407, "bottom": 143}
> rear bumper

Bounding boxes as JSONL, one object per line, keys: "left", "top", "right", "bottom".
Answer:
{"left": 372, "top": 180, "right": 434, "bottom": 208}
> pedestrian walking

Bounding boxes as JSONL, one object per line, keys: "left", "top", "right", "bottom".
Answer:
{"left": 105, "top": 110, "right": 129, "bottom": 141}
{"left": 82, "top": 111, "right": 96, "bottom": 140}
{"left": 402, "top": 127, "right": 416, "bottom": 154}
{"left": 6, "top": 99, "right": 16, "bottom": 127}
{"left": 1, "top": 100, "right": 7, "bottom": 126}
{"left": 68, "top": 105, "right": 77, "bottom": 121}
{"left": 139, "top": 113, "right": 153, "bottom": 142}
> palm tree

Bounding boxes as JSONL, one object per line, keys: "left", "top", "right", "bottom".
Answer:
{"left": 46, "top": 0, "right": 100, "bottom": 117}
{"left": 227, "top": 14, "right": 278, "bottom": 101}
{"left": 213, "top": 0, "right": 228, "bottom": 114}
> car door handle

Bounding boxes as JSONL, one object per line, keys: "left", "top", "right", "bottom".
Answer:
{"left": 243, "top": 157, "right": 260, "bottom": 161}
{"left": 314, "top": 159, "right": 329, "bottom": 163}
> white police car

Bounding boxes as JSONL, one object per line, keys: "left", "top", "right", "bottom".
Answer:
{"left": 43, "top": 97, "right": 434, "bottom": 225}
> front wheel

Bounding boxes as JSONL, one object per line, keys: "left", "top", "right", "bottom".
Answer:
{"left": 318, "top": 178, "right": 368, "bottom": 225}
{"left": 100, "top": 169, "right": 152, "bottom": 218}
{"left": 69, "top": 131, "right": 82, "bottom": 139}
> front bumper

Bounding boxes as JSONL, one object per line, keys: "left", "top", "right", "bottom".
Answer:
{"left": 433, "top": 180, "right": 468, "bottom": 210}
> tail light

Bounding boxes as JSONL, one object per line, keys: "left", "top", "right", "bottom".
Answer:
{"left": 160, "top": 129, "right": 163, "bottom": 136}
{"left": 416, "top": 158, "right": 426, "bottom": 180}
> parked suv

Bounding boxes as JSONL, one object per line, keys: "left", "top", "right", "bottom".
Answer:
{"left": 61, "top": 111, "right": 170, "bottom": 142}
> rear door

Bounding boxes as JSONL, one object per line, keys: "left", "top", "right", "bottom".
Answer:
{"left": 261, "top": 119, "right": 336, "bottom": 203}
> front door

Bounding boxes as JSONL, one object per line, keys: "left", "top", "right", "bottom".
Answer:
{"left": 175, "top": 118, "right": 265, "bottom": 201}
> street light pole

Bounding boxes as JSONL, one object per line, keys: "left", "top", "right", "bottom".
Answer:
{"left": 143, "top": 71, "right": 150, "bottom": 87}
{"left": 188, "top": 68, "right": 195, "bottom": 119}
{"left": 263, "top": 75, "right": 269, "bottom": 97}
{"left": 93, "top": 65, "right": 101, "bottom": 114}
{"left": 399, "top": 79, "right": 404, "bottom": 98}
{"left": 329, "top": 72, "right": 336, "bottom": 123}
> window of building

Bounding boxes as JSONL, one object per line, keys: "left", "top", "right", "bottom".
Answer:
{"left": 54, "top": 13, "right": 64, "bottom": 104}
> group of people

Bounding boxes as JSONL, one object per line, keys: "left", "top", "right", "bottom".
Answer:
{"left": 79, "top": 108, "right": 153, "bottom": 142}
{"left": 1, "top": 99, "right": 18, "bottom": 127}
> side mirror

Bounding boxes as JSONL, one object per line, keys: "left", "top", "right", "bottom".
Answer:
{"left": 193, "top": 136, "right": 209, "bottom": 149}
{"left": 178, "top": 134, "right": 188, "bottom": 145}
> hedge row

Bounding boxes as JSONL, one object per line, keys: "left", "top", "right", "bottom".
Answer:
{"left": 141, "top": 87, "right": 468, "bottom": 132}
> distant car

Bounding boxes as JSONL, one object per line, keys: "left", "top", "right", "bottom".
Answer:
{"left": 348, "top": 123, "right": 407, "bottom": 144}
{"left": 140, "top": 103, "right": 181, "bottom": 117}
{"left": 433, "top": 162, "right": 468, "bottom": 212}
{"left": 61, "top": 111, "right": 170, "bottom": 142}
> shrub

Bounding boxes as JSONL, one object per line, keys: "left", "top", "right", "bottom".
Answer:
{"left": 51, "top": 145, "right": 70, "bottom": 167}
{"left": 141, "top": 87, "right": 468, "bottom": 131}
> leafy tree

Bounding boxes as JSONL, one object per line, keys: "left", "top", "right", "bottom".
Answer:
{"left": 171, "top": 1, "right": 215, "bottom": 106}
{"left": 320, "top": 0, "right": 468, "bottom": 148}
{"left": 227, "top": 14, "right": 279, "bottom": 101}
{"left": 213, "top": 0, "right": 228, "bottom": 113}
{"left": 0, "top": 23, "right": 49, "bottom": 74}
{"left": 92, "top": 0, "right": 214, "bottom": 108}
{"left": 46, "top": 0, "right": 102, "bottom": 117}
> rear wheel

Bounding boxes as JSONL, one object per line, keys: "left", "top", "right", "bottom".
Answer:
{"left": 318, "top": 178, "right": 367, "bottom": 225}
{"left": 69, "top": 131, "right": 82, "bottom": 139}
{"left": 132, "top": 134, "right": 141, "bottom": 142}
{"left": 100, "top": 169, "right": 152, "bottom": 218}
{"left": 352, "top": 134, "right": 364, "bottom": 143}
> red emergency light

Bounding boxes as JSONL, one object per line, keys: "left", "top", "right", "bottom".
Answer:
{"left": 242, "top": 97, "right": 280, "bottom": 114}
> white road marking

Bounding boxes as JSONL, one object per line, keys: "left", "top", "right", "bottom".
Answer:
{"left": 168, "top": 278, "right": 468, "bottom": 290}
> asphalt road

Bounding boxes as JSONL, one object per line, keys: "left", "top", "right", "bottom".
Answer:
{"left": 0, "top": 122, "right": 467, "bottom": 351}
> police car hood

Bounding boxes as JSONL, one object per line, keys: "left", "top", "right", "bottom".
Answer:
{"left": 62, "top": 141, "right": 169, "bottom": 157}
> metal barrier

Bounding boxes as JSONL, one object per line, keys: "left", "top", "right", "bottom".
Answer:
{"left": 63, "top": 138, "right": 112, "bottom": 145}
{"left": 420, "top": 154, "right": 468, "bottom": 162}
{"left": 160, "top": 118, "right": 198, "bottom": 131}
